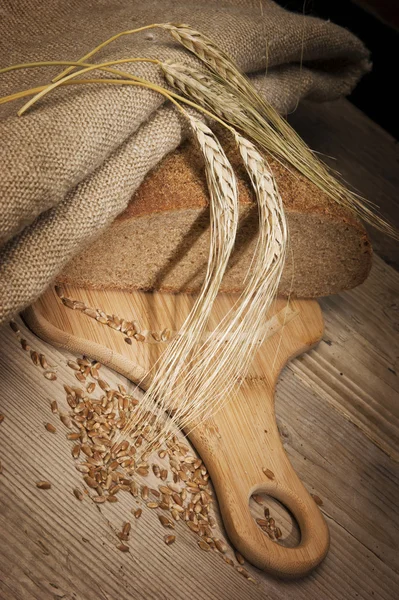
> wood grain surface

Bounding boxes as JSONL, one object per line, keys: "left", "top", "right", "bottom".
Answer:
{"left": 1, "top": 98, "right": 399, "bottom": 598}
{"left": 289, "top": 99, "right": 399, "bottom": 269}
{"left": 23, "top": 291, "right": 330, "bottom": 578}
{"left": 1, "top": 256, "right": 398, "bottom": 599}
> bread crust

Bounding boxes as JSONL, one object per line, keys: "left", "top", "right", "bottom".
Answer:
{"left": 58, "top": 138, "right": 372, "bottom": 298}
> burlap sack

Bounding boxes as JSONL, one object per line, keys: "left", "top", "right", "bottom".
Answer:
{"left": 0, "top": 0, "right": 370, "bottom": 324}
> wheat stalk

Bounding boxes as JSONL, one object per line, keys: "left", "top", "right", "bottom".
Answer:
{"left": 0, "top": 59, "right": 244, "bottom": 132}
{"left": 29, "top": 19, "right": 396, "bottom": 235}
{"left": 160, "top": 60, "right": 245, "bottom": 123}
{"left": 159, "top": 61, "right": 295, "bottom": 177}
{"left": 121, "top": 115, "right": 239, "bottom": 438}
{"left": 162, "top": 23, "right": 397, "bottom": 238}
{"left": 0, "top": 59, "right": 242, "bottom": 444}
{"left": 2, "top": 24, "right": 391, "bottom": 451}
{"left": 37, "top": 20, "right": 395, "bottom": 236}
{"left": 187, "top": 133, "right": 286, "bottom": 424}
{"left": 147, "top": 133, "right": 287, "bottom": 443}
{"left": 51, "top": 24, "right": 162, "bottom": 82}
{"left": 162, "top": 23, "right": 241, "bottom": 84}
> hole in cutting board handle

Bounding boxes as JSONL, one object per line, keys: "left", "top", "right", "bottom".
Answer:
{"left": 250, "top": 493, "right": 301, "bottom": 548}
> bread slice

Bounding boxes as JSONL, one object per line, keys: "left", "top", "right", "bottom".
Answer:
{"left": 58, "top": 138, "right": 372, "bottom": 298}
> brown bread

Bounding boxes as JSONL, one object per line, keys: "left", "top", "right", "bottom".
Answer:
{"left": 58, "top": 138, "right": 371, "bottom": 298}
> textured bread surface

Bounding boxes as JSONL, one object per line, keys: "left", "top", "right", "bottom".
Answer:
{"left": 59, "top": 139, "right": 372, "bottom": 298}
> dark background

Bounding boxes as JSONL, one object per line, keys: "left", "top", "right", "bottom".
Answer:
{"left": 276, "top": 0, "right": 399, "bottom": 140}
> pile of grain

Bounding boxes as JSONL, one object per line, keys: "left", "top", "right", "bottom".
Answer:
{"left": 7, "top": 318, "right": 294, "bottom": 583}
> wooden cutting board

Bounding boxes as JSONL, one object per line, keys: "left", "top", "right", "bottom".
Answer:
{"left": 23, "top": 285, "right": 329, "bottom": 579}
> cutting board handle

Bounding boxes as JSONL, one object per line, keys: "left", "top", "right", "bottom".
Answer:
{"left": 191, "top": 377, "right": 330, "bottom": 579}
{"left": 189, "top": 299, "right": 330, "bottom": 578}
{"left": 24, "top": 292, "right": 330, "bottom": 578}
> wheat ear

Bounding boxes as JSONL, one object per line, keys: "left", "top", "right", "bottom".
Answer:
{"left": 162, "top": 24, "right": 397, "bottom": 238}
{"left": 149, "top": 133, "right": 287, "bottom": 442}
{"left": 35, "top": 20, "right": 395, "bottom": 235}
{"left": 0, "top": 61, "right": 242, "bottom": 445}
{"left": 121, "top": 115, "right": 239, "bottom": 439}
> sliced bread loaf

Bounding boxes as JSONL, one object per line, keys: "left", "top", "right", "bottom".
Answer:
{"left": 58, "top": 138, "right": 372, "bottom": 298}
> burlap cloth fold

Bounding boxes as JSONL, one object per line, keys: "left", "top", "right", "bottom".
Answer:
{"left": 0, "top": 0, "right": 370, "bottom": 324}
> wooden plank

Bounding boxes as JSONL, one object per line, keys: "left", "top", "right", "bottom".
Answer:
{"left": 289, "top": 99, "right": 399, "bottom": 268}
{"left": 1, "top": 97, "right": 398, "bottom": 597}
{"left": 0, "top": 324, "right": 260, "bottom": 600}
{"left": 1, "top": 253, "right": 398, "bottom": 598}
{"left": 24, "top": 289, "right": 330, "bottom": 578}
{"left": 292, "top": 255, "right": 399, "bottom": 461}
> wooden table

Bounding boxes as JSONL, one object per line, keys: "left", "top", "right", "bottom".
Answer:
{"left": 1, "top": 99, "right": 398, "bottom": 599}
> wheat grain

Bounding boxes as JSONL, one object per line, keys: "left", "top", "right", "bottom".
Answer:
{"left": 262, "top": 467, "right": 275, "bottom": 480}
{"left": 36, "top": 481, "right": 51, "bottom": 489}
{"left": 54, "top": 285, "right": 64, "bottom": 298}
{"left": 198, "top": 540, "right": 210, "bottom": 551}
{"left": 159, "top": 515, "right": 174, "bottom": 528}
{"left": 73, "top": 488, "right": 84, "bottom": 501}
{"left": 9, "top": 321, "right": 20, "bottom": 334}
{"left": 311, "top": 494, "right": 323, "bottom": 506}
{"left": 20, "top": 339, "right": 30, "bottom": 351}
{"left": 215, "top": 539, "right": 227, "bottom": 554}
{"left": 164, "top": 535, "right": 176, "bottom": 545}
{"left": 30, "top": 350, "right": 40, "bottom": 366}
{"left": 92, "top": 495, "right": 107, "bottom": 504}
{"left": 86, "top": 382, "right": 96, "bottom": 394}
{"left": 39, "top": 354, "right": 49, "bottom": 369}
{"left": 67, "top": 360, "right": 80, "bottom": 371}
{"left": 44, "top": 371, "right": 57, "bottom": 381}
{"left": 72, "top": 444, "right": 81, "bottom": 459}
{"left": 60, "top": 413, "right": 72, "bottom": 428}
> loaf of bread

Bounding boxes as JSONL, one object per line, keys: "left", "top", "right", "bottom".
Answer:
{"left": 58, "top": 138, "right": 372, "bottom": 298}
